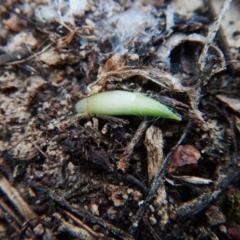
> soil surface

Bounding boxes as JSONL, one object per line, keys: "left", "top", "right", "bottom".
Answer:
{"left": 0, "top": 0, "right": 240, "bottom": 239}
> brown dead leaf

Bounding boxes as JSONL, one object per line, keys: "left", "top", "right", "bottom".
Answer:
{"left": 100, "top": 53, "right": 125, "bottom": 73}
{"left": 57, "top": 28, "right": 79, "bottom": 49}
{"left": 168, "top": 145, "right": 201, "bottom": 173}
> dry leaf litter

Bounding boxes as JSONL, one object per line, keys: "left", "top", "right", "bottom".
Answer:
{"left": 0, "top": 0, "right": 240, "bottom": 239}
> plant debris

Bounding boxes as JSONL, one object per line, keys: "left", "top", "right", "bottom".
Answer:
{"left": 0, "top": 0, "right": 240, "bottom": 239}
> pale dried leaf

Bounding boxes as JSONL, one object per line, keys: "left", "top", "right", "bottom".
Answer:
{"left": 171, "top": 0, "right": 202, "bottom": 17}
{"left": 172, "top": 175, "right": 213, "bottom": 185}
{"left": 216, "top": 95, "right": 240, "bottom": 113}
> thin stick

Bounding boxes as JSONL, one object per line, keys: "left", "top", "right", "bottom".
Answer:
{"left": 198, "top": 0, "right": 232, "bottom": 71}
{"left": 32, "top": 142, "right": 51, "bottom": 161}
{"left": 6, "top": 43, "right": 54, "bottom": 65}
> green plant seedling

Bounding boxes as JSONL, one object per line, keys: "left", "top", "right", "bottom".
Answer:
{"left": 75, "top": 90, "right": 181, "bottom": 120}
